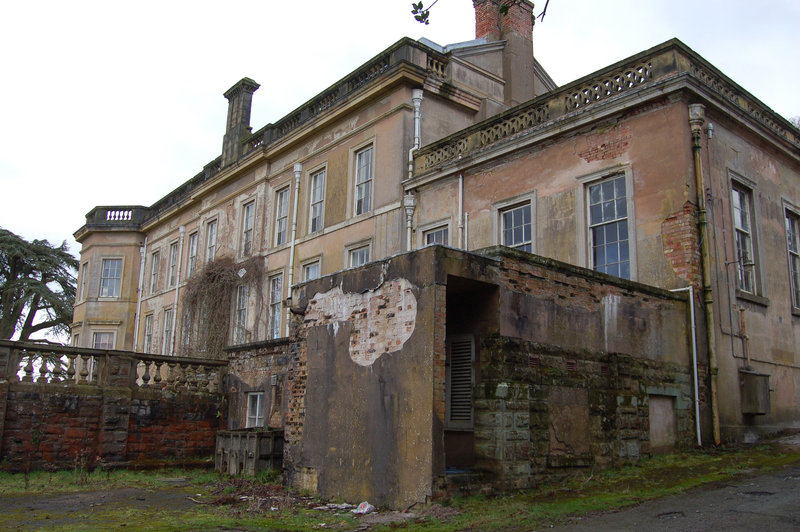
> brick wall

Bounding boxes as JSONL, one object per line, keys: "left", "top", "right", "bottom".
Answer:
{"left": 0, "top": 372, "right": 225, "bottom": 471}
{"left": 662, "top": 201, "right": 702, "bottom": 287}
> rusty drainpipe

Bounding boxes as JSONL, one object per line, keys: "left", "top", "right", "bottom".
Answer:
{"left": 689, "top": 103, "right": 721, "bottom": 446}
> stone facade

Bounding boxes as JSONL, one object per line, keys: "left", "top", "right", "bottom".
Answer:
{"left": 66, "top": 0, "right": 799, "bottom": 510}
{"left": 408, "top": 40, "right": 800, "bottom": 443}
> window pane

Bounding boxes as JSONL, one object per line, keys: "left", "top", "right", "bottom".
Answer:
{"left": 590, "top": 204, "right": 602, "bottom": 225}
{"left": 587, "top": 175, "right": 630, "bottom": 279}
{"left": 502, "top": 204, "right": 531, "bottom": 251}
{"left": 616, "top": 198, "right": 627, "bottom": 218}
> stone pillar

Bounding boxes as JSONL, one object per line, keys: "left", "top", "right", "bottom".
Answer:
{"left": 221, "top": 77, "right": 260, "bottom": 167}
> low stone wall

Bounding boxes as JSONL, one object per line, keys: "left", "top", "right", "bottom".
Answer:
{"left": 0, "top": 341, "right": 226, "bottom": 471}
{"left": 473, "top": 335, "right": 701, "bottom": 490}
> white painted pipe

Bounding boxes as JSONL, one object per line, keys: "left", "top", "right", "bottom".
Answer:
{"left": 671, "top": 285, "right": 702, "bottom": 447}
{"left": 170, "top": 226, "right": 185, "bottom": 356}
{"left": 132, "top": 235, "right": 147, "bottom": 352}
{"left": 458, "top": 174, "right": 464, "bottom": 248}
{"left": 286, "top": 163, "right": 302, "bottom": 337}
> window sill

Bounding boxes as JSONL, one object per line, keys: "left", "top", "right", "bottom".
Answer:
{"left": 791, "top": 307, "right": 800, "bottom": 318}
{"left": 736, "top": 290, "right": 769, "bottom": 307}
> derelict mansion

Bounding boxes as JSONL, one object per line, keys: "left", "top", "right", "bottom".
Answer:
{"left": 72, "top": 0, "right": 800, "bottom": 445}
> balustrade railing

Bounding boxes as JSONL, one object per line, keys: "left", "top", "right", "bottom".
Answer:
{"left": 412, "top": 40, "right": 800, "bottom": 176}
{"left": 0, "top": 340, "right": 226, "bottom": 394}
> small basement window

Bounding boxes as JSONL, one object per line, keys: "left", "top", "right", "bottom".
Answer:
{"left": 246, "top": 392, "right": 264, "bottom": 428}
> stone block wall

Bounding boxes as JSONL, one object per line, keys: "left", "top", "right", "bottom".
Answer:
{"left": 474, "top": 334, "right": 700, "bottom": 489}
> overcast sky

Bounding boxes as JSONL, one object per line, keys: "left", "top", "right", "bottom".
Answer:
{"left": 2, "top": 0, "right": 798, "bottom": 257}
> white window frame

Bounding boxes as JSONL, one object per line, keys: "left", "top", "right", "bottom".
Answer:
{"left": 303, "top": 259, "right": 321, "bottom": 281}
{"left": 785, "top": 204, "right": 800, "bottom": 310}
{"left": 92, "top": 331, "right": 115, "bottom": 350}
{"left": 168, "top": 241, "right": 178, "bottom": 287}
{"left": 72, "top": 334, "right": 80, "bottom": 347}
{"left": 241, "top": 200, "right": 255, "bottom": 256}
{"left": 275, "top": 187, "right": 290, "bottom": 246}
{"left": 187, "top": 231, "right": 198, "bottom": 277}
{"left": 143, "top": 314, "right": 153, "bottom": 353}
{"left": 162, "top": 308, "right": 173, "bottom": 355}
{"left": 587, "top": 174, "right": 631, "bottom": 279}
{"left": 99, "top": 258, "right": 122, "bottom": 298}
{"left": 354, "top": 145, "right": 373, "bottom": 216}
{"left": 206, "top": 219, "right": 218, "bottom": 262}
{"left": 732, "top": 183, "right": 757, "bottom": 294}
{"left": 268, "top": 273, "right": 283, "bottom": 339}
{"left": 149, "top": 251, "right": 159, "bottom": 294}
{"left": 423, "top": 224, "right": 449, "bottom": 246}
{"left": 493, "top": 192, "right": 536, "bottom": 254}
{"left": 348, "top": 244, "right": 370, "bottom": 268}
{"left": 727, "top": 171, "right": 766, "bottom": 300}
{"left": 234, "top": 284, "right": 249, "bottom": 344}
{"left": 309, "top": 168, "right": 326, "bottom": 233}
{"left": 576, "top": 165, "right": 637, "bottom": 281}
{"left": 79, "top": 261, "right": 88, "bottom": 301}
{"left": 246, "top": 391, "right": 265, "bottom": 428}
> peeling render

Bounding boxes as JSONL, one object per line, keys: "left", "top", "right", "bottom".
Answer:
{"left": 303, "top": 278, "right": 417, "bottom": 366}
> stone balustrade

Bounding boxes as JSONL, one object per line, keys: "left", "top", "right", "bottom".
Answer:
{"left": 412, "top": 39, "right": 800, "bottom": 177}
{"left": 0, "top": 340, "right": 226, "bottom": 394}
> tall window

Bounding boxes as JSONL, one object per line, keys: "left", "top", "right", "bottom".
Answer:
{"left": 588, "top": 175, "right": 630, "bottom": 279}
{"left": 143, "top": 314, "right": 153, "bottom": 353}
{"left": 269, "top": 274, "right": 283, "bottom": 339}
{"left": 150, "top": 251, "right": 159, "bottom": 294}
{"left": 241, "top": 201, "right": 255, "bottom": 256}
{"left": 162, "top": 309, "right": 173, "bottom": 355}
{"left": 181, "top": 312, "right": 192, "bottom": 349}
{"left": 354, "top": 146, "right": 373, "bottom": 215}
{"left": 275, "top": 188, "right": 290, "bottom": 246}
{"left": 79, "top": 262, "right": 88, "bottom": 301}
{"left": 303, "top": 261, "right": 320, "bottom": 281}
{"left": 349, "top": 245, "right": 370, "bottom": 268}
{"left": 206, "top": 220, "right": 217, "bottom": 262}
{"left": 187, "top": 232, "right": 198, "bottom": 277}
{"left": 93, "top": 332, "right": 114, "bottom": 350}
{"left": 501, "top": 204, "right": 532, "bottom": 252}
{"left": 99, "top": 259, "right": 122, "bottom": 297}
{"left": 425, "top": 226, "right": 449, "bottom": 246}
{"left": 234, "top": 284, "right": 249, "bottom": 344}
{"left": 168, "top": 242, "right": 178, "bottom": 287}
{"left": 246, "top": 392, "right": 265, "bottom": 428}
{"left": 786, "top": 211, "right": 800, "bottom": 309}
{"left": 72, "top": 334, "right": 80, "bottom": 347}
{"left": 732, "top": 186, "right": 756, "bottom": 293}
{"left": 309, "top": 169, "right": 326, "bottom": 233}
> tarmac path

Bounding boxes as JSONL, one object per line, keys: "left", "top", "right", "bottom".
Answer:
{"left": 550, "top": 462, "right": 800, "bottom": 531}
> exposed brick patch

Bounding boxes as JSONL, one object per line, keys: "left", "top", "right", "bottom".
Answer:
{"left": 302, "top": 279, "right": 417, "bottom": 366}
{"left": 577, "top": 125, "right": 632, "bottom": 162}
{"left": 662, "top": 202, "right": 702, "bottom": 287}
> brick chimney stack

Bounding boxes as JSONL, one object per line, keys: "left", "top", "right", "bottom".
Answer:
{"left": 473, "top": 0, "right": 535, "bottom": 106}
{"left": 222, "top": 77, "right": 260, "bottom": 167}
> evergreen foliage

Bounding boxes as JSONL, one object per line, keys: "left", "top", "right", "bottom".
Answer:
{"left": 0, "top": 227, "right": 77, "bottom": 340}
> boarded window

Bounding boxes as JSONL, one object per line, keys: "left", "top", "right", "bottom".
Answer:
{"left": 446, "top": 335, "right": 474, "bottom": 429}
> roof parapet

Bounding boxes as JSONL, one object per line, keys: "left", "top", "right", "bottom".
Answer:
{"left": 412, "top": 39, "right": 800, "bottom": 177}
